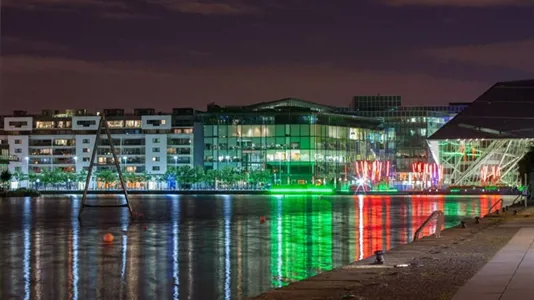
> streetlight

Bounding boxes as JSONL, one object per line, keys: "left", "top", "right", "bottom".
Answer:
{"left": 122, "top": 156, "right": 127, "bottom": 172}
{"left": 173, "top": 155, "right": 178, "bottom": 169}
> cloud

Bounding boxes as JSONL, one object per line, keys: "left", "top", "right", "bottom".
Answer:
{"left": 0, "top": 54, "right": 487, "bottom": 114}
{"left": 423, "top": 39, "right": 534, "bottom": 73}
{"left": 3, "top": 0, "right": 258, "bottom": 15}
{"left": 146, "top": 0, "right": 257, "bottom": 14}
{"left": 2, "top": 37, "right": 70, "bottom": 53}
{"left": 381, "top": 0, "right": 532, "bottom": 6}
{"left": 2, "top": 0, "right": 126, "bottom": 9}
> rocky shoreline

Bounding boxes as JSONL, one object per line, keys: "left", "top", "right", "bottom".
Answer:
{"left": 250, "top": 211, "right": 521, "bottom": 300}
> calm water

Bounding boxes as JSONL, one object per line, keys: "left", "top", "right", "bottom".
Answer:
{"left": 0, "top": 194, "right": 504, "bottom": 300}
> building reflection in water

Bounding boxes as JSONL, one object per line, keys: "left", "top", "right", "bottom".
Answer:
{"left": 0, "top": 194, "right": 502, "bottom": 299}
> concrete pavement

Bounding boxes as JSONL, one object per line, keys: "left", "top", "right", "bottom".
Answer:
{"left": 453, "top": 208, "right": 534, "bottom": 300}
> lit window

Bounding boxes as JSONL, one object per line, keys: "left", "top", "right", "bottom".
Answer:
{"left": 125, "top": 120, "right": 141, "bottom": 128}
{"left": 36, "top": 121, "right": 54, "bottom": 129}
{"left": 107, "top": 120, "right": 124, "bottom": 128}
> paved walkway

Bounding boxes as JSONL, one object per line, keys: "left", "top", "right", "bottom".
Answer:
{"left": 453, "top": 226, "right": 534, "bottom": 300}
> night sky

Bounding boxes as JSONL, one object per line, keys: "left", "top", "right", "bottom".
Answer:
{"left": 1, "top": 0, "right": 533, "bottom": 113}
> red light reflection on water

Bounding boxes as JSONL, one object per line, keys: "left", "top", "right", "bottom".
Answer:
{"left": 351, "top": 195, "right": 502, "bottom": 262}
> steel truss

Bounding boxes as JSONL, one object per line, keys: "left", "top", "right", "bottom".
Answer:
{"left": 438, "top": 139, "right": 531, "bottom": 186}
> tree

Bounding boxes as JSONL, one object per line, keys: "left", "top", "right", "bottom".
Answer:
{"left": 518, "top": 146, "right": 534, "bottom": 198}
{"left": 219, "top": 166, "right": 238, "bottom": 187}
{"left": 162, "top": 167, "right": 177, "bottom": 189}
{"left": 64, "top": 171, "right": 77, "bottom": 189}
{"left": 12, "top": 170, "right": 28, "bottom": 188}
{"left": 176, "top": 165, "right": 196, "bottom": 189}
{"left": 122, "top": 172, "right": 138, "bottom": 188}
{"left": 192, "top": 166, "right": 205, "bottom": 189}
{"left": 518, "top": 146, "right": 534, "bottom": 184}
{"left": 249, "top": 169, "right": 272, "bottom": 188}
{"left": 203, "top": 169, "right": 220, "bottom": 188}
{"left": 27, "top": 172, "right": 40, "bottom": 189}
{"left": 0, "top": 170, "right": 12, "bottom": 189}
{"left": 95, "top": 169, "right": 118, "bottom": 189}
{"left": 75, "top": 170, "right": 88, "bottom": 188}
{"left": 138, "top": 171, "right": 152, "bottom": 189}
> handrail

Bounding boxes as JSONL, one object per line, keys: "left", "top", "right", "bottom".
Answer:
{"left": 414, "top": 210, "right": 444, "bottom": 241}
{"left": 488, "top": 198, "right": 504, "bottom": 215}
{"left": 512, "top": 194, "right": 524, "bottom": 206}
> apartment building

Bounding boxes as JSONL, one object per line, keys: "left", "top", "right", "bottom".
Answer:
{"left": 0, "top": 108, "right": 202, "bottom": 184}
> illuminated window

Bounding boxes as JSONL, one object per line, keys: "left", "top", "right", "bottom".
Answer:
{"left": 125, "top": 120, "right": 141, "bottom": 128}
{"left": 36, "top": 121, "right": 54, "bottom": 129}
{"left": 54, "top": 139, "right": 70, "bottom": 146}
{"left": 107, "top": 120, "right": 124, "bottom": 128}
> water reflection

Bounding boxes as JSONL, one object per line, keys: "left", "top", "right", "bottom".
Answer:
{"left": 0, "top": 194, "right": 502, "bottom": 299}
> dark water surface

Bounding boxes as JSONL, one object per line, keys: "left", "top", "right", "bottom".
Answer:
{"left": 0, "top": 194, "right": 503, "bottom": 300}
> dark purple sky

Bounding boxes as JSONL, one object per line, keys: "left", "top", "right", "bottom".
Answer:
{"left": 1, "top": 0, "right": 533, "bottom": 113}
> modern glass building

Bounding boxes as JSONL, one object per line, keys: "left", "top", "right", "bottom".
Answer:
{"left": 201, "top": 98, "right": 390, "bottom": 185}
{"left": 429, "top": 79, "right": 534, "bottom": 187}
{"left": 350, "top": 95, "right": 469, "bottom": 189}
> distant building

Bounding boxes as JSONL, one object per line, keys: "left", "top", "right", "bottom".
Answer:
{"left": 200, "top": 98, "right": 389, "bottom": 185}
{"left": 0, "top": 108, "right": 201, "bottom": 188}
{"left": 429, "top": 79, "right": 534, "bottom": 187}
{"left": 350, "top": 95, "right": 469, "bottom": 189}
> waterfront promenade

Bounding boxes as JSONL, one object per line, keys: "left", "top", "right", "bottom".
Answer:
{"left": 453, "top": 208, "right": 534, "bottom": 300}
{"left": 251, "top": 202, "right": 534, "bottom": 300}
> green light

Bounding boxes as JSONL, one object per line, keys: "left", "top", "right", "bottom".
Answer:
{"left": 269, "top": 187, "right": 333, "bottom": 194}
{"left": 370, "top": 188, "right": 398, "bottom": 192}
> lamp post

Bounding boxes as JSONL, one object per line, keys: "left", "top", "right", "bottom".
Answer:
{"left": 122, "top": 156, "right": 127, "bottom": 172}
{"left": 173, "top": 155, "right": 178, "bottom": 169}
{"left": 73, "top": 156, "right": 78, "bottom": 190}
{"left": 24, "top": 156, "right": 29, "bottom": 188}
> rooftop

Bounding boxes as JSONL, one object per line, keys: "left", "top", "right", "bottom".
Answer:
{"left": 429, "top": 79, "right": 534, "bottom": 140}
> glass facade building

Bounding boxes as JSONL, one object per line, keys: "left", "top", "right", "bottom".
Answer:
{"left": 350, "top": 96, "right": 469, "bottom": 189}
{"left": 429, "top": 79, "right": 534, "bottom": 187}
{"left": 202, "top": 99, "right": 389, "bottom": 185}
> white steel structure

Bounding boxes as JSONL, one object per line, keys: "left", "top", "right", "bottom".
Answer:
{"left": 428, "top": 79, "right": 534, "bottom": 186}
{"left": 0, "top": 108, "right": 200, "bottom": 189}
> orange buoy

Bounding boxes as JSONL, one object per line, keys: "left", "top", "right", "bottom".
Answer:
{"left": 103, "top": 233, "right": 114, "bottom": 243}
{"left": 259, "top": 216, "right": 266, "bottom": 224}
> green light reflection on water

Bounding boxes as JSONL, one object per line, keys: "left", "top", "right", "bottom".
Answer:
{"left": 270, "top": 195, "right": 333, "bottom": 287}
